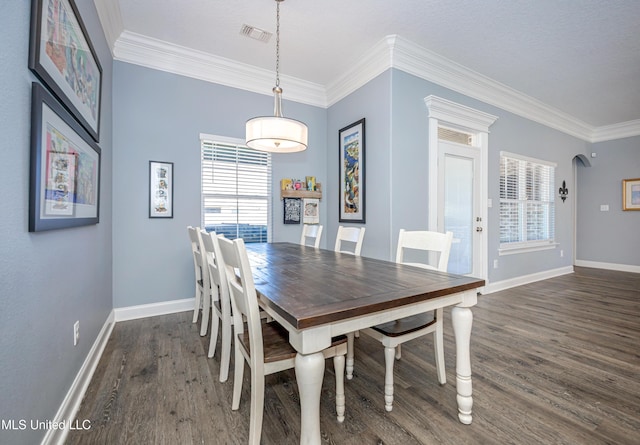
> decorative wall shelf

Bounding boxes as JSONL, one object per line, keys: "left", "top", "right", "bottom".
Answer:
{"left": 280, "top": 186, "right": 322, "bottom": 200}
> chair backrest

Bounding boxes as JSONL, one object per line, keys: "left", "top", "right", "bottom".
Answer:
{"left": 334, "top": 226, "right": 366, "bottom": 256}
{"left": 300, "top": 224, "right": 323, "bottom": 248}
{"left": 217, "top": 236, "right": 264, "bottom": 365}
{"left": 200, "top": 230, "right": 230, "bottom": 310}
{"left": 188, "top": 226, "right": 204, "bottom": 280}
{"left": 395, "top": 229, "right": 454, "bottom": 272}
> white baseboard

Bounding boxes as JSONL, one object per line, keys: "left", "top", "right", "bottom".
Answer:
{"left": 482, "top": 266, "right": 574, "bottom": 294}
{"left": 113, "top": 298, "right": 195, "bottom": 322}
{"left": 41, "top": 310, "right": 116, "bottom": 445}
{"left": 575, "top": 260, "right": 640, "bottom": 274}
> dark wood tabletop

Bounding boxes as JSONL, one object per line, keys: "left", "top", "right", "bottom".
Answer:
{"left": 246, "top": 242, "right": 485, "bottom": 330}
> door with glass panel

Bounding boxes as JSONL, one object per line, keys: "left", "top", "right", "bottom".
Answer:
{"left": 437, "top": 139, "right": 482, "bottom": 277}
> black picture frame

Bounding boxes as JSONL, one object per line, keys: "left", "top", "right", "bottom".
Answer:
{"left": 283, "top": 197, "right": 301, "bottom": 224}
{"left": 29, "top": 82, "right": 101, "bottom": 232}
{"left": 29, "top": 0, "right": 102, "bottom": 142}
{"left": 149, "top": 161, "right": 174, "bottom": 218}
{"left": 338, "top": 118, "right": 366, "bottom": 223}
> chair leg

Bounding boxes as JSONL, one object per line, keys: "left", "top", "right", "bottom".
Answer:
{"left": 434, "top": 308, "right": 446, "bottom": 385}
{"left": 333, "top": 354, "right": 346, "bottom": 423}
{"left": 200, "top": 288, "right": 210, "bottom": 336}
{"left": 219, "top": 320, "right": 232, "bottom": 382}
{"left": 346, "top": 332, "right": 355, "bottom": 380}
{"left": 383, "top": 346, "right": 395, "bottom": 412}
{"left": 248, "top": 369, "right": 265, "bottom": 445}
{"left": 192, "top": 288, "right": 200, "bottom": 323}
{"left": 207, "top": 311, "right": 220, "bottom": 359}
{"left": 232, "top": 346, "right": 244, "bottom": 411}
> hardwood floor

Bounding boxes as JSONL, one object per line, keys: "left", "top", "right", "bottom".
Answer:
{"left": 67, "top": 267, "right": 640, "bottom": 444}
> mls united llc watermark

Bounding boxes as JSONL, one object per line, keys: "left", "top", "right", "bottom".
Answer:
{"left": 1, "top": 419, "right": 91, "bottom": 431}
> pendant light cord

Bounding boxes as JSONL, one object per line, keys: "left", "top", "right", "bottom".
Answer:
{"left": 275, "top": 0, "right": 281, "bottom": 88}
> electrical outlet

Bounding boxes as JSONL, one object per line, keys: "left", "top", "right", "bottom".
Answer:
{"left": 73, "top": 321, "right": 79, "bottom": 346}
{"left": 493, "top": 259, "right": 499, "bottom": 269}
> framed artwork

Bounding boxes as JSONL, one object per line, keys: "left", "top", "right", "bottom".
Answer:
{"left": 29, "top": 0, "right": 102, "bottom": 142}
{"left": 283, "top": 198, "right": 301, "bottom": 224}
{"left": 29, "top": 82, "right": 101, "bottom": 232}
{"left": 339, "top": 118, "right": 366, "bottom": 223}
{"left": 622, "top": 178, "right": 640, "bottom": 211}
{"left": 303, "top": 198, "right": 320, "bottom": 224}
{"left": 149, "top": 161, "right": 174, "bottom": 218}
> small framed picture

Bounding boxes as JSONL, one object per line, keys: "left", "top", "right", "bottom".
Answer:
{"left": 622, "top": 178, "right": 640, "bottom": 211}
{"left": 283, "top": 197, "right": 301, "bottom": 224}
{"left": 303, "top": 198, "right": 320, "bottom": 224}
{"left": 149, "top": 161, "right": 173, "bottom": 218}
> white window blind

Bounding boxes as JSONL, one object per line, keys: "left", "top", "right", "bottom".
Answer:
{"left": 499, "top": 152, "right": 555, "bottom": 250}
{"left": 201, "top": 138, "right": 271, "bottom": 243}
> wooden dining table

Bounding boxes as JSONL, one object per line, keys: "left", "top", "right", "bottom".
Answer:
{"left": 245, "top": 242, "right": 484, "bottom": 445}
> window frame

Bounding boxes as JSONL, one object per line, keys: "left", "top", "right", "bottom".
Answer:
{"left": 200, "top": 134, "right": 272, "bottom": 244}
{"left": 498, "top": 151, "right": 557, "bottom": 256}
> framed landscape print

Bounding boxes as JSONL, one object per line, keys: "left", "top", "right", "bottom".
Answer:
{"left": 339, "top": 118, "right": 365, "bottom": 223}
{"left": 29, "top": 83, "right": 101, "bottom": 232}
{"left": 29, "top": 0, "right": 102, "bottom": 142}
{"left": 149, "top": 161, "right": 174, "bottom": 218}
{"left": 622, "top": 178, "right": 640, "bottom": 210}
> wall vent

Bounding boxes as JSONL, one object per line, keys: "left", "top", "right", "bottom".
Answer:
{"left": 240, "top": 25, "right": 272, "bottom": 43}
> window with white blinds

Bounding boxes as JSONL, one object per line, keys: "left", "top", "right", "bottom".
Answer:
{"left": 499, "top": 152, "right": 556, "bottom": 252}
{"left": 201, "top": 138, "right": 271, "bottom": 243}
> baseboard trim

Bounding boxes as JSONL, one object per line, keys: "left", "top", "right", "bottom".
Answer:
{"left": 41, "top": 310, "right": 116, "bottom": 445}
{"left": 113, "top": 298, "right": 195, "bottom": 322}
{"left": 575, "top": 260, "right": 640, "bottom": 274}
{"left": 483, "top": 266, "right": 574, "bottom": 294}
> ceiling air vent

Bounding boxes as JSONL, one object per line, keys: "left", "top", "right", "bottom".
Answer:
{"left": 240, "top": 24, "right": 272, "bottom": 43}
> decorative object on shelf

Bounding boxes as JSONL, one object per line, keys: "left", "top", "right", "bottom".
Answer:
{"left": 245, "top": 0, "right": 308, "bottom": 153}
{"left": 306, "top": 176, "right": 316, "bottom": 191}
{"left": 149, "top": 161, "right": 174, "bottom": 218}
{"left": 29, "top": 83, "right": 101, "bottom": 232}
{"left": 280, "top": 178, "right": 293, "bottom": 190}
{"left": 339, "top": 118, "right": 366, "bottom": 223}
{"left": 558, "top": 180, "right": 568, "bottom": 202}
{"left": 303, "top": 198, "right": 320, "bottom": 224}
{"left": 622, "top": 178, "right": 640, "bottom": 211}
{"left": 283, "top": 197, "right": 301, "bottom": 224}
{"left": 29, "top": 0, "right": 102, "bottom": 142}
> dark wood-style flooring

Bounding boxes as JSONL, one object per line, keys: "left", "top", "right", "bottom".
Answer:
{"left": 67, "top": 267, "right": 640, "bottom": 444}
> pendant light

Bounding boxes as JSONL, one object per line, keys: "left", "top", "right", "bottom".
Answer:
{"left": 245, "top": 0, "right": 308, "bottom": 153}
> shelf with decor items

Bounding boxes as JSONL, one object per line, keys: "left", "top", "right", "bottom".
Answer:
{"left": 280, "top": 178, "right": 322, "bottom": 200}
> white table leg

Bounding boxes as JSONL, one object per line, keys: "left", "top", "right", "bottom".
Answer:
{"left": 346, "top": 332, "right": 354, "bottom": 380}
{"left": 295, "top": 351, "right": 325, "bottom": 445}
{"left": 451, "top": 306, "right": 473, "bottom": 424}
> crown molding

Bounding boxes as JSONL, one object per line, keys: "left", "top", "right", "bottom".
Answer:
{"left": 93, "top": 0, "right": 123, "bottom": 57}
{"left": 98, "top": 13, "right": 638, "bottom": 142}
{"left": 113, "top": 31, "right": 327, "bottom": 107}
{"left": 590, "top": 119, "right": 640, "bottom": 143}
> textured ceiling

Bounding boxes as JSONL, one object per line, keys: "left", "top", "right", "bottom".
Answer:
{"left": 110, "top": 0, "right": 640, "bottom": 128}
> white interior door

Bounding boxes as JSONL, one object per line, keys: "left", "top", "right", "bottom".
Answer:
{"left": 438, "top": 141, "right": 483, "bottom": 277}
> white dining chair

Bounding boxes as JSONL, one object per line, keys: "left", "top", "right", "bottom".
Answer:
{"left": 361, "top": 229, "right": 454, "bottom": 412}
{"left": 218, "top": 236, "right": 348, "bottom": 445}
{"left": 300, "top": 224, "right": 323, "bottom": 248}
{"left": 187, "top": 226, "right": 210, "bottom": 336}
{"left": 334, "top": 225, "right": 366, "bottom": 256}
{"left": 199, "top": 230, "right": 233, "bottom": 382}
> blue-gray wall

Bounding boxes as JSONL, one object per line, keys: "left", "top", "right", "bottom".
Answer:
{"left": 327, "top": 71, "right": 392, "bottom": 260}
{"left": 112, "top": 62, "right": 327, "bottom": 308}
{"left": 577, "top": 136, "right": 640, "bottom": 266}
{"left": 0, "top": 1, "right": 113, "bottom": 444}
